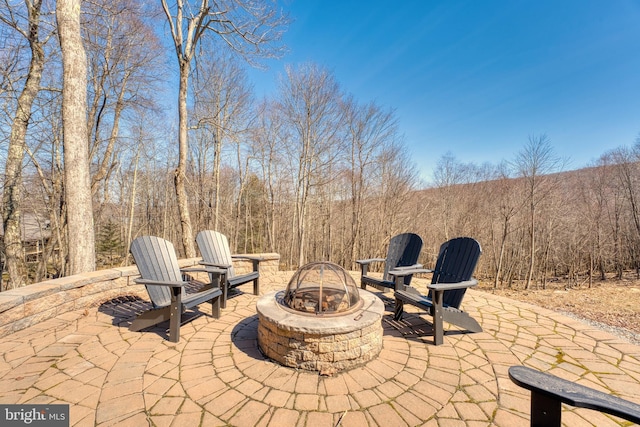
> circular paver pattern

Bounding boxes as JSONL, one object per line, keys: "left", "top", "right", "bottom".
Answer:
{"left": 0, "top": 271, "right": 639, "bottom": 426}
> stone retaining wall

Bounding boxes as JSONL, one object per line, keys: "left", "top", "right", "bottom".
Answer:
{"left": 0, "top": 253, "right": 280, "bottom": 338}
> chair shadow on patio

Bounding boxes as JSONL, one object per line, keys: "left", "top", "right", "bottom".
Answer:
{"left": 374, "top": 291, "right": 473, "bottom": 344}
{"left": 98, "top": 294, "right": 150, "bottom": 328}
{"left": 373, "top": 292, "right": 432, "bottom": 338}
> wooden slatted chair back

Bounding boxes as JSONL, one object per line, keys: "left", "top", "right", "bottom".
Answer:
{"left": 432, "top": 237, "right": 482, "bottom": 308}
{"left": 383, "top": 233, "right": 423, "bottom": 286}
{"left": 196, "top": 230, "right": 236, "bottom": 279}
{"left": 130, "top": 236, "right": 183, "bottom": 308}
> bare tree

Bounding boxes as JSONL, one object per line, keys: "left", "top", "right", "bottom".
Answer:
{"left": 23, "top": 98, "right": 65, "bottom": 281}
{"left": 83, "top": 0, "right": 164, "bottom": 199}
{"left": 250, "top": 99, "right": 284, "bottom": 252}
{"left": 57, "top": 0, "right": 95, "bottom": 274}
{"left": 161, "top": 0, "right": 288, "bottom": 257}
{"left": 276, "top": 63, "right": 343, "bottom": 266}
{"left": 341, "top": 96, "right": 399, "bottom": 266}
{"left": 577, "top": 157, "right": 614, "bottom": 284}
{"left": 489, "top": 162, "right": 520, "bottom": 288}
{"left": 432, "top": 152, "right": 469, "bottom": 241}
{"left": 607, "top": 145, "right": 640, "bottom": 276}
{"left": 1, "top": 0, "right": 50, "bottom": 288}
{"left": 512, "top": 134, "right": 563, "bottom": 289}
{"left": 191, "top": 50, "right": 252, "bottom": 232}
{"left": 372, "top": 141, "right": 418, "bottom": 244}
{"left": 117, "top": 109, "right": 150, "bottom": 265}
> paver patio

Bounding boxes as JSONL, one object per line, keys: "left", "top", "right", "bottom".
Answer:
{"left": 1, "top": 270, "right": 639, "bottom": 426}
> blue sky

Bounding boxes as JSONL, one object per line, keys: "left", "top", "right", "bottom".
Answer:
{"left": 247, "top": 0, "right": 640, "bottom": 182}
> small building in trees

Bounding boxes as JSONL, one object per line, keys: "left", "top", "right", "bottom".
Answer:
{"left": 0, "top": 213, "right": 52, "bottom": 263}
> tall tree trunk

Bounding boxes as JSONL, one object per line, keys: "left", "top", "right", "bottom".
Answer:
{"left": 57, "top": 0, "right": 96, "bottom": 275}
{"left": 124, "top": 148, "right": 141, "bottom": 265}
{"left": 525, "top": 202, "right": 535, "bottom": 290}
{"left": 175, "top": 60, "right": 196, "bottom": 257}
{"left": 494, "top": 218, "right": 509, "bottom": 289}
{"left": 233, "top": 139, "right": 248, "bottom": 252}
{"left": 2, "top": 0, "right": 45, "bottom": 288}
{"left": 213, "top": 126, "right": 222, "bottom": 231}
{"left": 91, "top": 79, "right": 128, "bottom": 195}
{"left": 296, "top": 153, "right": 312, "bottom": 267}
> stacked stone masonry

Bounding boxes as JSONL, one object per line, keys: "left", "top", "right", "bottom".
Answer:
{"left": 258, "top": 315, "right": 383, "bottom": 371}
{"left": 256, "top": 289, "right": 385, "bottom": 373}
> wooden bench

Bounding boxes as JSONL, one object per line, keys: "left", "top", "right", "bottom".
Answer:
{"left": 509, "top": 365, "right": 640, "bottom": 426}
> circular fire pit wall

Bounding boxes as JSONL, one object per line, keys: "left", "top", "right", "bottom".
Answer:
{"left": 257, "top": 262, "right": 384, "bottom": 373}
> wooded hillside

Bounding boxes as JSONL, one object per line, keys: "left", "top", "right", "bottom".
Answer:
{"left": 1, "top": 0, "right": 639, "bottom": 290}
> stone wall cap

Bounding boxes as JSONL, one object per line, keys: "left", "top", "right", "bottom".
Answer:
{"left": 2, "top": 282, "right": 62, "bottom": 302}
{"left": 0, "top": 293, "right": 25, "bottom": 312}
{"left": 78, "top": 269, "right": 122, "bottom": 281}
{"left": 257, "top": 289, "right": 383, "bottom": 334}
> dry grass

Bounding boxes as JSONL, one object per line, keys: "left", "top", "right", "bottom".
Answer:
{"left": 476, "top": 276, "right": 640, "bottom": 337}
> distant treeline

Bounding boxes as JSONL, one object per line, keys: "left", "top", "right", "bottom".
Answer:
{"left": 6, "top": 135, "right": 640, "bottom": 292}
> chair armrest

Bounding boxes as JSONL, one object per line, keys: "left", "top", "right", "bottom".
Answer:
{"left": 509, "top": 365, "right": 640, "bottom": 425}
{"left": 428, "top": 278, "right": 478, "bottom": 291}
{"left": 386, "top": 266, "right": 429, "bottom": 291}
{"left": 394, "top": 264, "right": 424, "bottom": 270}
{"left": 388, "top": 266, "right": 431, "bottom": 277}
{"left": 232, "top": 254, "right": 263, "bottom": 262}
{"left": 199, "top": 260, "right": 232, "bottom": 269}
{"left": 134, "top": 278, "right": 187, "bottom": 287}
{"left": 356, "top": 258, "right": 386, "bottom": 266}
{"left": 181, "top": 266, "right": 227, "bottom": 275}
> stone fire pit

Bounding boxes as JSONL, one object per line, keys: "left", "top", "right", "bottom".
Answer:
{"left": 257, "top": 262, "right": 384, "bottom": 373}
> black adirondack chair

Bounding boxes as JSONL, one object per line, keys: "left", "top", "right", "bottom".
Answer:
{"left": 509, "top": 365, "right": 640, "bottom": 426}
{"left": 391, "top": 237, "right": 482, "bottom": 345}
{"left": 129, "top": 236, "right": 224, "bottom": 342}
{"left": 195, "top": 230, "right": 263, "bottom": 308}
{"left": 356, "top": 233, "right": 423, "bottom": 291}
